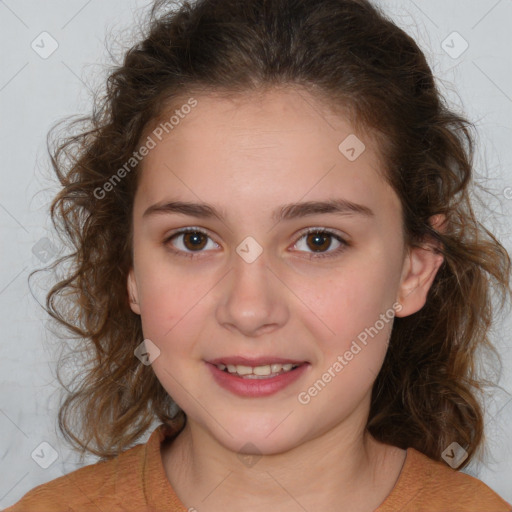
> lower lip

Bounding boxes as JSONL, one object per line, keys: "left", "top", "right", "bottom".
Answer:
{"left": 206, "top": 362, "right": 310, "bottom": 397}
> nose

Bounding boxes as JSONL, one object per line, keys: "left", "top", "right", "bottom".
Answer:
{"left": 215, "top": 249, "right": 290, "bottom": 338}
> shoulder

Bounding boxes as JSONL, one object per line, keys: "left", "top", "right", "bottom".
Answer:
{"left": 378, "top": 447, "right": 512, "bottom": 512}
{"left": 3, "top": 437, "right": 149, "bottom": 512}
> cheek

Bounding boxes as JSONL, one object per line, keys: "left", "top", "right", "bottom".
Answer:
{"left": 295, "top": 263, "right": 397, "bottom": 409}
{"left": 134, "top": 254, "right": 208, "bottom": 347}
{"left": 136, "top": 266, "right": 208, "bottom": 403}
{"left": 292, "top": 253, "right": 400, "bottom": 348}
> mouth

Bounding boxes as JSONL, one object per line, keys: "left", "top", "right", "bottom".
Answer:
{"left": 214, "top": 362, "right": 303, "bottom": 379}
{"left": 205, "top": 357, "right": 310, "bottom": 397}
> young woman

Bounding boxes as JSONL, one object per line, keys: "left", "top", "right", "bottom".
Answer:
{"left": 6, "top": 0, "right": 511, "bottom": 510}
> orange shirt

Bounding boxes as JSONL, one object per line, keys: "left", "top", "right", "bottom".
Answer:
{"left": 4, "top": 423, "right": 511, "bottom": 512}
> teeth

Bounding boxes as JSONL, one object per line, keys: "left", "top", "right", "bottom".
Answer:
{"left": 253, "top": 365, "right": 271, "bottom": 376}
{"left": 216, "top": 362, "right": 299, "bottom": 377}
{"left": 235, "top": 365, "right": 253, "bottom": 376}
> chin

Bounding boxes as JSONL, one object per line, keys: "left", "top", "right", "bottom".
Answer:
{"left": 203, "top": 414, "right": 306, "bottom": 456}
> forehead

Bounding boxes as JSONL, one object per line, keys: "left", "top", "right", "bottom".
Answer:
{"left": 135, "top": 87, "right": 400, "bottom": 224}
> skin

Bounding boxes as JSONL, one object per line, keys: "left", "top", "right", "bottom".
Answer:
{"left": 127, "top": 86, "right": 444, "bottom": 512}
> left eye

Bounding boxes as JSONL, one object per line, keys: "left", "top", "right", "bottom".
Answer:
{"left": 293, "top": 229, "right": 347, "bottom": 258}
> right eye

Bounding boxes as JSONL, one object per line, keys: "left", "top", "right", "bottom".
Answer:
{"left": 163, "top": 227, "right": 220, "bottom": 258}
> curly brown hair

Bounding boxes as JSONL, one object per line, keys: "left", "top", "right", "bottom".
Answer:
{"left": 39, "top": 0, "right": 511, "bottom": 466}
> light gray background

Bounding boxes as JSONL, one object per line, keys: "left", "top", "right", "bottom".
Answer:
{"left": 1, "top": 0, "right": 511, "bottom": 508}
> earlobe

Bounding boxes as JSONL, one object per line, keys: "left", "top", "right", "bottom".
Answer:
{"left": 395, "top": 243, "right": 444, "bottom": 318}
{"left": 127, "top": 269, "right": 141, "bottom": 315}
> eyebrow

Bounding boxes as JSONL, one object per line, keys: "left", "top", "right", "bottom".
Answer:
{"left": 143, "top": 198, "right": 374, "bottom": 223}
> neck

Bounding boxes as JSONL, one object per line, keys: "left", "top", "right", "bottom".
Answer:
{"left": 162, "top": 416, "right": 406, "bottom": 512}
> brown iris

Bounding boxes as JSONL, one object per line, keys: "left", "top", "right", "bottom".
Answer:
{"left": 305, "top": 232, "right": 332, "bottom": 252}
{"left": 182, "top": 231, "right": 208, "bottom": 251}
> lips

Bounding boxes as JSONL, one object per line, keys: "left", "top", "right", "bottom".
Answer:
{"left": 207, "top": 356, "right": 308, "bottom": 379}
{"left": 205, "top": 356, "right": 310, "bottom": 397}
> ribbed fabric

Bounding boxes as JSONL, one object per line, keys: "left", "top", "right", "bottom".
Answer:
{"left": 5, "top": 424, "right": 511, "bottom": 512}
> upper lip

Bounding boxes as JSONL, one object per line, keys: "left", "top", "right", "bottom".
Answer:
{"left": 207, "top": 356, "right": 308, "bottom": 366}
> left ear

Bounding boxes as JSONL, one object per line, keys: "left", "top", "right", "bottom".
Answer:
{"left": 395, "top": 215, "right": 445, "bottom": 318}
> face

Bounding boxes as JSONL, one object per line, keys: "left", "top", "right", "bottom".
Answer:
{"left": 128, "top": 87, "right": 443, "bottom": 455}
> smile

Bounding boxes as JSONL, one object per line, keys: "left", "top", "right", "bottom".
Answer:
{"left": 206, "top": 359, "right": 310, "bottom": 397}
{"left": 216, "top": 363, "right": 300, "bottom": 379}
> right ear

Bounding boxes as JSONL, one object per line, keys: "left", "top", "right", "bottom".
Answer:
{"left": 127, "top": 268, "right": 141, "bottom": 315}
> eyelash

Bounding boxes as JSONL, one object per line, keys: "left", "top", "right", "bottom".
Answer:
{"left": 163, "top": 226, "right": 349, "bottom": 260}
